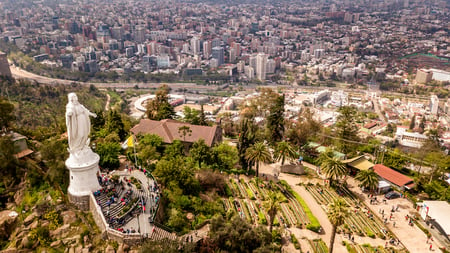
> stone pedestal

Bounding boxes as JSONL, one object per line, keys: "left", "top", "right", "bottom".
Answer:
{"left": 66, "top": 147, "right": 101, "bottom": 210}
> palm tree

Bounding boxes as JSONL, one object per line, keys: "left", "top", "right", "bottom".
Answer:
{"left": 327, "top": 198, "right": 350, "bottom": 253}
{"left": 245, "top": 142, "right": 272, "bottom": 177}
{"left": 320, "top": 156, "right": 347, "bottom": 185}
{"left": 264, "top": 192, "right": 284, "bottom": 232}
{"left": 273, "top": 141, "right": 297, "bottom": 166}
{"left": 355, "top": 169, "right": 379, "bottom": 193}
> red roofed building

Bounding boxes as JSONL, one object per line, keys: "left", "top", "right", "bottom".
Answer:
{"left": 130, "top": 119, "right": 222, "bottom": 147}
{"left": 373, "top": 164, "right": 414, "bottom": 190}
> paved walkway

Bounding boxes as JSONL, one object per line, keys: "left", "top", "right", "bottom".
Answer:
{"left": 346, "top": 177, "right": 445, "bottom": 253}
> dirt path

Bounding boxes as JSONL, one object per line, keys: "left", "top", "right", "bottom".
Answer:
{"left": 277, "top": 172, "right": 347, "bottom": 253}
{"left": 105, "top": 93, "right": 110, "bottom": 111}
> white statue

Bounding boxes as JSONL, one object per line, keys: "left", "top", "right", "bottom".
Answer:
{"left": 66, "top": 93, "right": 96, "bottom": 154}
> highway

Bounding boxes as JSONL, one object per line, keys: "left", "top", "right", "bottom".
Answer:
{"left": 10, "top": 65, "right": 432, "bottom": 102}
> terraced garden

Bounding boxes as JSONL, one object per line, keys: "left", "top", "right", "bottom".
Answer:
{"left": 223, "top": 177, "right": 320, "bottom": 231}
{"left": 305, "top": 184, "right": 389, "bottom": 239}
{"left": 309, "top": 239, "right": 329, "bottom": 253}
{"left": 344, "top": 242, "right": 409, "bottom": 253}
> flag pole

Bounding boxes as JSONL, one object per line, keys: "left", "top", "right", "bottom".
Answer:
{"left": 133, "top": 134, "right": 138, "bottom": 166}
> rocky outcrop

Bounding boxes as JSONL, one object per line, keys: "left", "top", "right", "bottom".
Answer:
{"left": 0, "top": 211, "right": 18, "bottom": 240}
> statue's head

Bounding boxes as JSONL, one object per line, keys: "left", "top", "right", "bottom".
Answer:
{"left": 68, "top": 93, "right": 78, "bottom": 104}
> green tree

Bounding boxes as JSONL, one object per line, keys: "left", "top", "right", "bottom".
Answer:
{"left": 426, "top": 127, "right": 441, "bottom": 149}
{"left": 91, "top": 110, "right": 105, "bottom": 131}
{"left": 0, "top": 97, "right": 15, "bottom": 132}
{"left": 355, "top": 170, "right": 379, "bottom": 192}
{"left": 266, "top": 94, "right": 285, "bottom": 144}
{"left": 153, "top": 156, "right": 200, "bottom": 195}
{"left": 40, "top": 138, "right": 69, "bottom": 190}
{"left": 96, "top": 142, "right": 121, "bottom": 169}
{"left": 320, "top": 156, "right": 347, "bottom": 185}
{"left": 418, "top": 117, "right": 425, "bottom": 133}
{"left": 146, "top": 85, "right": 175, "bottom": 120}
{"left": 0, "top": 136, "right": 22, "bottom": 191}
{"left": 264, "top": 192, "right": 283, "bottom": 232}
{"left": 164, "top": 140, "right": 184, "bottom": 159}
{"left": 327, "top": 198, "right": 350, "bottom": 253}
{"left": 335, "top": 106, "right": 360, "bottom": 154}
{"left": 199, "top": 104, "right": 207, "bottom": 126}
{"left": 273, "top": 141, "right": 297, "bottom": 166}
{"left": 190, "top": 139, "right": 211, "bottom": 168}
{"left": 136, "top": 134, "right": 164, "bottom": 168}
{"left": 105, "top": 110, "right": 126, "bottom": 140}
{"left": 285, "top": 108, "right": 321, "bottom": 146}
{"left": 208, "top": 215, "right": 275, "bottom": 253}
{"left": 245, "top": 142, "right": 272, "bottom": 177}
{"left": 177, "top": 125, "right": 192, "bottom": 142}
{"left": 237, "top": 118, "right": 257, "bottom": 170}
{"left": 211, "top": 142, "right": 239, "bottom": 171}
{"left": 409, "top": 115, "right": 416, "bottom": 130}
{"left": 182, "top": 106, "right": 200, "bottom": 125}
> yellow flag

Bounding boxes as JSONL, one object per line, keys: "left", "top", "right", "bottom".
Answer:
{"left": 127, "top": 135, "right": 134, "bottom": 147}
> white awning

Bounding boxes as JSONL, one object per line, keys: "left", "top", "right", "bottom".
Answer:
{"left": 378, "top": 180, "right": 390, "bottom": 189}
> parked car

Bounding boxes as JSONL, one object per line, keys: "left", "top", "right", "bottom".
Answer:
{"left": 385, "top": 191, "right": 401, "bottom": 199}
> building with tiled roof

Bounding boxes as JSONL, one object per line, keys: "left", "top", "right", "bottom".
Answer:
{"left": 373, "top": 164, "right": 414, "bottom": 190}
{"left": 130, "top": 119, "right": 222, "bottom": 147}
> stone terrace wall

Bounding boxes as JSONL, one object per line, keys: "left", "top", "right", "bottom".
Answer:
{"left": 280, "top": 163, "right": 305, "bottom": 175}
{"left": 89, "top": 194, "right": 143, "bottom": 246}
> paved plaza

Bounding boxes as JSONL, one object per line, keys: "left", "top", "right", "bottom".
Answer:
{"left": 259, "top": 161, "right": 449, "bottom": 253}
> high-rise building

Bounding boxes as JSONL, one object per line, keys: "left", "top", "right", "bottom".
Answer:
{"left": 430, "top": 95, "right": 439, "bottom": 115}
{"left": 444, "top": 98, "right": 450, "bottom": 115}
{"left": 111, "top": 26, "right": 124, "bottom": 40}
{"left": 266, "top": 59, "right": 275, "bottom": 74}
{"left": 249, "top": 54, "right": 257, "bottom": 70}
{"left": 134, "top": 25, "right": 146, "bottom": 43}
{"left": 416, "top": 69, "right": 432, "bottom": 84}
{"left": 229, "top": 48, "right": 236, "bottom": 63}
{"left": 212, "top": 38, "right": 221, "bottom": 48}
{"left": 203, "top": 41, "right": 211, "bottom": 59}
{"left": 60, "top": 54, "right": 74, "bottom": 69}
{"left": 212, "top": 47, "right": 224, "bottom": 66}
{"left": 157, "top": 55, "right": 170, "bottom": 68}
{"left": 245, "top": 66, "right": 254, "bottom": 79}
{"left": 0, "top": 52, "right": 12, "bottom": 77}
{"left": 232, "top": 42, "right": 241, "bottom": 57}
{"left": 256, "top": 53, "right": 268, "bottom": 81}
{"left": 190, "top": 37, "right": 200, "bottom": 55}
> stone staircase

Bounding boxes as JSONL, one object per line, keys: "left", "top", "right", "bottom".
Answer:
{"left": 149, "top": 226, "right": 177, "bottom": 241}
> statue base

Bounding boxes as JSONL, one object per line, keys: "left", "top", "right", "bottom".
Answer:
{"left": 66, "top": 147, "right": 101, "bottom": 211}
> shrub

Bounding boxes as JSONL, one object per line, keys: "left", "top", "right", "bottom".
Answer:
{"left": 246, "top": 188, "right": 255, "bottom": 200}
{"left": 28, "top": 226, "right": 51, "bottom": 246}
{"left": 258, "top": 211, "right": 267, "bottom": 225}
{"left": 43, "top": 210, "right": 62, "bottom": 230}
{"left": 365, "top": 228, "right": 375, "bottom": 238}
{"left": 279, "top": 181, "right": 321, "bottom": 232}
{"left": 224, "top": 184, "right": 233, "bottom": 197}
{"left": 272, "top": 229, "right": 282, "bottom": 244}
{"left": 291, "top": 233, "right": 301, "bottom": 250}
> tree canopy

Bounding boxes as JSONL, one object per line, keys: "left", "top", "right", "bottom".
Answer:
{"left": 0, "top": 97, "right": 15, "bottom": 132}
{"left": 335, "top": 106, "right": 360, "bottom": 154}
{"left": 245, "top": 142, "right": 272, "bottom": 177}
{"left": 327, "top": 198, "right": 350, "bottom": 253}
{"left": 146, "top": 85, "right": 175, "bottom": 120}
